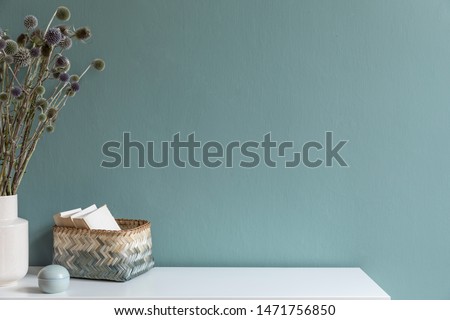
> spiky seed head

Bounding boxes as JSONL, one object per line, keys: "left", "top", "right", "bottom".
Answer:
{"left": 4, "top": 40, "right": 18, "bottom": 55}
{"left": 59, "top": 72, "right": 69, "bottom": 82}
{"left": 13, "top": 47, "right": 31, "bottom": 67}
{"left": 24, "top": 15, "right": 38, "bottom": 31}
{"left": 46, "top": 125, "right": 54, "bottom": 133}
{"left": 55, "top": 55, "right": 70, "bottom": 67}
{"left": 44, "top": 28, "right": 62, "bottom": 46}
{"left": 0, "top": 39, "right": 5, "bottom": 51}
{"left": 46, "top": 107, "right": 57, "bottom": 119}
{"left": 91, "top": 58, "right": 105, "bottom": 71}
{"left": 56, "top": 6, "right": 71, "bottom": 21}
{"left": 75, "top": 27, "right": 91, "bottom": 40}
{"left": 0, "top": 92, "right": 8, "bottom": 101}
{"left": 69, "top": 74, "right": 79, "bottom": 82}
{"left": 56, "top": 25, "right": 71, "bottom": 36}
{"left": 36, "top": 98, "right": 48, "bottom": 109}
{"left": 38, "top": 113, "right": 47, "bottom": 122}
{"left": 36, "top": 85, "right": 45, "bottom": 95}
{"left": 59, "top": 36, "right": 72, "bottom": 49}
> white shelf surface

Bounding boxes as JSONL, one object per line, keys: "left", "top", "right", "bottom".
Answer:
{"left": 0, "top": 267, "right": 390, "bottom": 299}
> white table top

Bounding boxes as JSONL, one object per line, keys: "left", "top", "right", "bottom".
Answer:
{"left": 0, "top": 267, "right": 390, "bottom": 299}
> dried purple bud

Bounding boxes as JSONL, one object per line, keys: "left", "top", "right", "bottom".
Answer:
{"left": 44, "top": 28, "right": 62, "bottom": 46}
{"left": 59, "top": 72, "right": 69, "bottom": 82}
{"left": 16, "top": 33, "right": 28, "bottom": 47}
{"left": 11, "top": 86, "right": 22, "bottom": 97}
{"left": 30, "top": 47, "right": 40, "bottom": 58}
{"left": 55, "top": 55, "right": 69, "bottom": 67}
{"left": 70, "top": 82, "right": 80, "bottom": 92}
{"left": 59, "top": 36, "right": 72, "bottom": 49}
{"left": 56, "top": 25, "right": 71, "bottom": 36}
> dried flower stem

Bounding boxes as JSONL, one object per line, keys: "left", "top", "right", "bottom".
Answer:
{"left": 0, "top": 7, "right": 104, "bottom": 195}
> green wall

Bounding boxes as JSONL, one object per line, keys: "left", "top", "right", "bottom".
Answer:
{"left": 2, "top": 0, "right": 450, "bottom": 299}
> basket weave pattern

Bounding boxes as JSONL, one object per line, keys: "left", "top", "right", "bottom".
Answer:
{"left": 53, "top": 219, "right": 154, "bottom": 281}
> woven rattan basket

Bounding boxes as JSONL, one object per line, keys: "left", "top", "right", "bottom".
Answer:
{"left": 53, "top": 219, "right": 154, "bottom": 281}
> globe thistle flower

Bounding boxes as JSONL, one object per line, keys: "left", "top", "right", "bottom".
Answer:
{"left": 24, "top": 15, "right": 38, "bottom": 31}
{"left": 46, "top": 125, "right": 54, "bottom": 133}
{"left": 56, "top": 25, "right": 71, "bottom": 37}
{"left": 55, "top": 55, "right": 70, "bottom": 68}
{"left": 59, "top": 36, "right": 72, "bottom": 49}
{"left": 0, "top": 92, "right": 8, "bottom": 101}
{"left": 56, "top": 6, "right": 71, "bottom": 21}
{"left": 0, "top": 39, "right": 5, "bottom": 51}
{"left": 46, "top": 107, "right": 57, "bottom": 119}
{"left": 36, "top": 98, "right": 48, "bottom": 109}
{"left": 38, "top": 113, "right": 47, "bottom": 122}
{"left": 4, "top": 55, "right": 14, "bottom": 65}
{"left": 30, "top": 47, "right": 40, "bottom": 58}
{"left": 4, "top": 40, "right": 18, "bottom": 55}
{"left": 69, "top": 74, "right": 79, "bottom": 82}
{"left": 16, "top": 33, "right": 28, "bottom": 47}
{"left": 44, "top": 28, "right": 62, "bottom": 45}
{"left": 70, "top": 82, "right": 80, "bottom": 92}
{"left": 91, "top": 58, "right": 105, "bottom": 71}
{"left": 36, "top": 85, "right": 45, "bottom": 95}
{"left": 13, "top": 47, "right": 31, "bottom": 67}
{"left": 75, "top": 27, "right": 91, "bottom": 40}
{"left": 11, "top": 86, "right": 22, "bottom": 98}
{"left": 59, "top": 72, "right": 69, "bottom": 82}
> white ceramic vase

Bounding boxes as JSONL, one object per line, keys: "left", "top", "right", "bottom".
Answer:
{"left": 0, "top": 195, "right": 28, "bottom": 286}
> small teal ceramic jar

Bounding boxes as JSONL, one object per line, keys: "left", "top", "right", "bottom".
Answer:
{"left": 37, "top": 264, "right": 70, "bottom": 294}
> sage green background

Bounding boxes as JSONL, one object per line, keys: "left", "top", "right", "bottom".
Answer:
{"left": 2, "top": 0, "right": 450, "bottom": 299}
